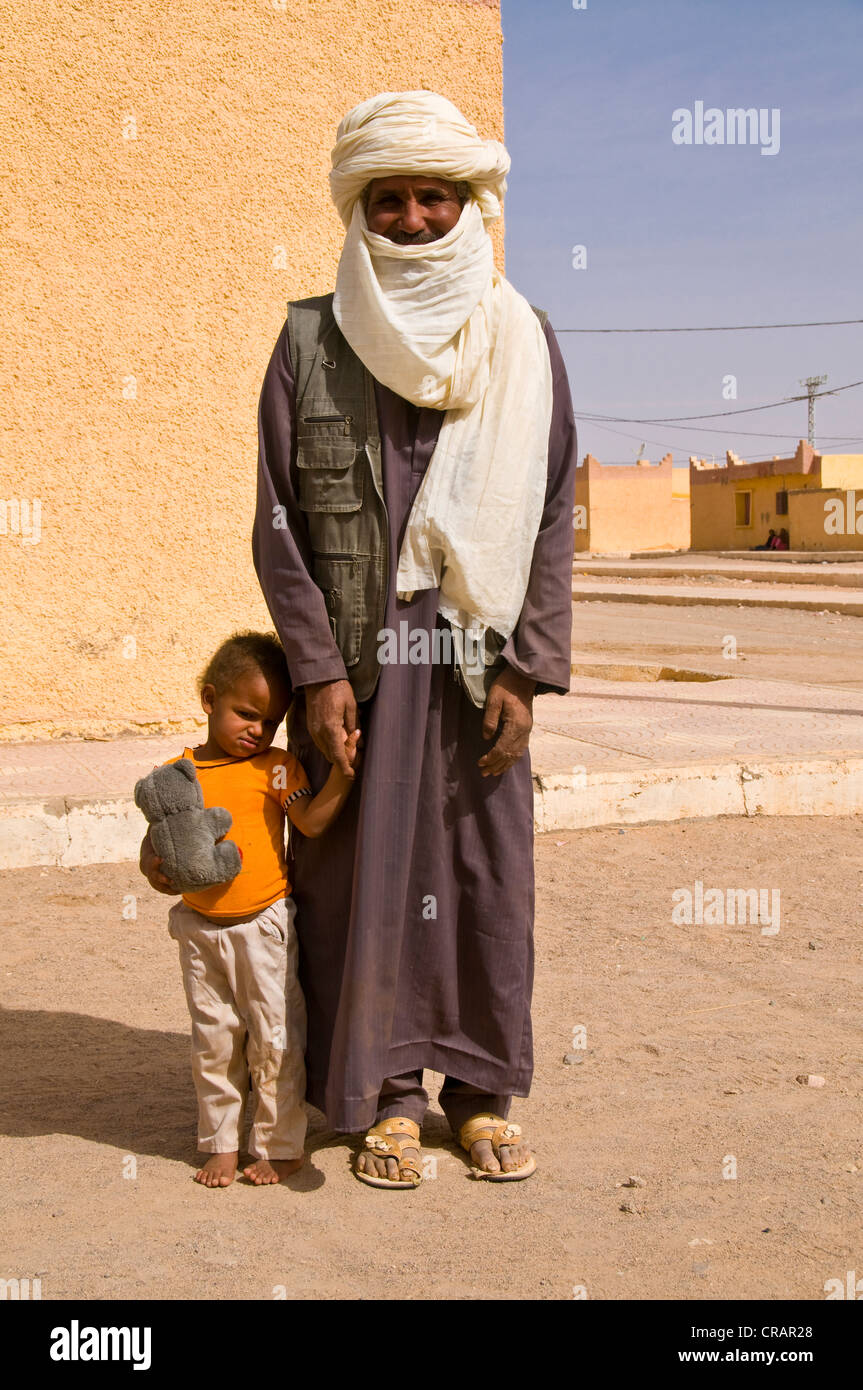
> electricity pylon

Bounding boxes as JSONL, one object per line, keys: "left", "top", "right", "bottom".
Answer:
{"left": 798, "top": 375, "right": 828, "bottom": 447}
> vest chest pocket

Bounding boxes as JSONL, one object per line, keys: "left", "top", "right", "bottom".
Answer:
{"left": 297, "top": 418, "right": 364, "bottom": 514}
{"left": 312, "top": 555, "right": 365, "bottom": 667}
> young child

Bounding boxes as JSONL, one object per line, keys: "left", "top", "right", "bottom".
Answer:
{"left": 140, "top": 630, "right": 359, "bottom": 1188}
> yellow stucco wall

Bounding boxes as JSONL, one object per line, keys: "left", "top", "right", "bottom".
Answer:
{"left": 788, "top": 487, "right": 863, "bottom": 551}
{"left": 690, "top": 470, "right": 819, "bottom": 550}
{"left": 0, "top": 0, "right": 504, "bottom": 739}
{"left": 574, "top": 456, "right": 691, "bottom": 554}
{"left": 819, "top": 455, "right": 863, "bottom": 490}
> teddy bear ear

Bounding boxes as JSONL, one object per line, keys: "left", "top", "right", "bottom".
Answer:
{"left": 174, "top": 758, "right": 198, "bottom": 781}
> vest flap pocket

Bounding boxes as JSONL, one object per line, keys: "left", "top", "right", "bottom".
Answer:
{"left": 312, "top": 555, "right": 365, "bottom": 667}
{"left": 297, "top": 437, "right": 363, "bottom": 513}
{"left": 297, "top": 406, "right": 359, "bottom": 452}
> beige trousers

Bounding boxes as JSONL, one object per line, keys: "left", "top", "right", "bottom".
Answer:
{"left": 168, "top": 896, "right": 307, "bottom": 1159}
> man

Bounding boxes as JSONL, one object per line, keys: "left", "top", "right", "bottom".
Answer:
{"left": 752, "top": 529, "right": 777, "bottom": 550}
{"left": 155, "top": 90, "right": 576, "bottom": 1187}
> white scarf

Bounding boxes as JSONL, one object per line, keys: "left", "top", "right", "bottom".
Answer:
{"left": 330, "top": 92, "right": 553, "bottom": 648}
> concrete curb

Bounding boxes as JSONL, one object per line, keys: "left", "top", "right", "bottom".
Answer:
{"left": 0, "top": 797, "right": 146, "bottom": 870}
{"left": 570, "top": 585, "right": 863, "bottom": 616}
{"left": 573, "top": 564, "right": 863, "bottom": 589}
{"left": 534, "top": 757, "right": 863, "bottom": 831}
{"left": 3, "top": 757, "right": 861, "bottom": 870}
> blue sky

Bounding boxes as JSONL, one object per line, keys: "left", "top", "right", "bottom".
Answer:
{"left": 500, "top": 0, "right": 863, "bottom": 464}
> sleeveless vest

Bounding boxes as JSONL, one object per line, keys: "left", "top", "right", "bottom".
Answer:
{"left": 287, "top": 292, "right": 549, "bottom": 706}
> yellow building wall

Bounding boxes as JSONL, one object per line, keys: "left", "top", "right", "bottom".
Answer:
{"left": 690, "top": 471, "right": 823, "bottom": 550}
{"left": 575, "top": 457, "right": 690, "bottom": 554}
{"left": 788, "top": 487, "right": 863, "bottom": 551}
{"left": 819, "top": 455, "right": 863, "bottom": 490}
{"left": 573, "top": 468, "right": 590, "bottom": 552}
{"left": 0, "top": 0, "right": 505, "bottom": 740}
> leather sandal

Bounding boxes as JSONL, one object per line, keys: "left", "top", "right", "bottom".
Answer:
{"left": 458, "top": 1112, "right": 537, "bottom": 1181}
{"left": 354, "top": 1116, "right": 422, "bottom": 1189}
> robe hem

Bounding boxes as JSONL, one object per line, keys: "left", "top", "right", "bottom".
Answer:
{"left": 308, "top": 1042, "right": 533, "bottom": 1133}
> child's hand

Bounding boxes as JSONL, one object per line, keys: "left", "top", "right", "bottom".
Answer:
{"left": 139, "top": 831, "right": 178, "bottom": 895}
{"left": 344, "top": 729, "right": 362, "bottom": 771}
{"left": 295, "top": 731, "right": 363, "bottom": 836}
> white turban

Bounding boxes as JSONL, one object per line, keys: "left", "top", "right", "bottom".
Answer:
{"left": 329, "top": 90, "right": 510, "bottom": 228}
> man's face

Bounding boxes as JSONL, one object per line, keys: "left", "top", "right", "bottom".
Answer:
{"left": 364, "top": 175, "right": 465, "bottom": 244}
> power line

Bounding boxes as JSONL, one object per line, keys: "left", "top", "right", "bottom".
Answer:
{"left": 582, "top": 417, "right": 863, "bottom": 462}
{"left": 557, "top": 317, "right": 863, "bottom": 334}
{"left": 583, "top": 419, "right": 719, "bottom": 457}
{"left": 581, "top": 417, "right": 862, "bottom": 438}
{"left": 577, "top": 378, "right": 863, "bottom": 425}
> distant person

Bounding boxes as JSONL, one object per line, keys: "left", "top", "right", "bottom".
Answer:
{"left": 752, "top": 529, "right": 776, "bottom": 550}
{"left": 771, "top": 529, "right": 790, "bottom": 550}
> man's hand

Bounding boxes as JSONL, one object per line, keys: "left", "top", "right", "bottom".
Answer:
{"left": 478, "top": 667, "right": 536, "bottom": 777}
{"left": 304, "top": 678, "right": 359, "bottom": 778}
{"left": 139, "top": 829, "right": 178, "bottom": 895}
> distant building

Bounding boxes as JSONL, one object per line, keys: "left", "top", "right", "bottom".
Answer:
{"left": 574, "top": 453, "right": 691, "bottom": 554}
{"left": 689, "top": 442, "right": 863, "bottom": 551}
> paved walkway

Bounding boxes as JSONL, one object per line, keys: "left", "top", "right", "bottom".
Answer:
{"left": 571, "top": 577, "right": 863, "bottom": 616}
{"left": 575, "top": 555, "right": 863, "bottom": 588}
{"left": 2, "top": 672, "right": 862, "bottom": 868}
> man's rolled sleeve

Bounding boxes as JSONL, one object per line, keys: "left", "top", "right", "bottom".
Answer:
{"left": 252, "top": 321, "right": 348, "bottom": 690}
{"left": 500, "top": 321, "right": 578, "bottom": 696}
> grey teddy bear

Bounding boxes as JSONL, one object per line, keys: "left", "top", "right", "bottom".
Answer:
{"left": 134, "top": 758, "right": 242, "bottom": 894}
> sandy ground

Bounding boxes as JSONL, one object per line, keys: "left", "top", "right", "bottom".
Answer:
{"left": 572, "top": 600, "right": 863, "bottom": 689}
{"left": 1, "top": 814, "right": 861, "bottom": 1301}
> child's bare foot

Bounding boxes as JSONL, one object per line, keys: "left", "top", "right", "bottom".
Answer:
{"left": 242, "top": 1156, "right": 304, "bottom": 1185}
{"left": 194, "top": 1152, "right": 238, "bottom": 1187}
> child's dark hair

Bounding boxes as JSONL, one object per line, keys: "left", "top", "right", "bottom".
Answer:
{"left": 198, "top": 631, "right": 291, "bottom": 701}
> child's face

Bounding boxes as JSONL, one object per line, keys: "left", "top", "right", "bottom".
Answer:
{"left": 201, "top": 669, "right": 289, "bottom": 759}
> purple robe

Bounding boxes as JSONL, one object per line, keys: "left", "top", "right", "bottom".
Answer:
{"left": 253, "top": 313, "right": 577, "bottom": 1132}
